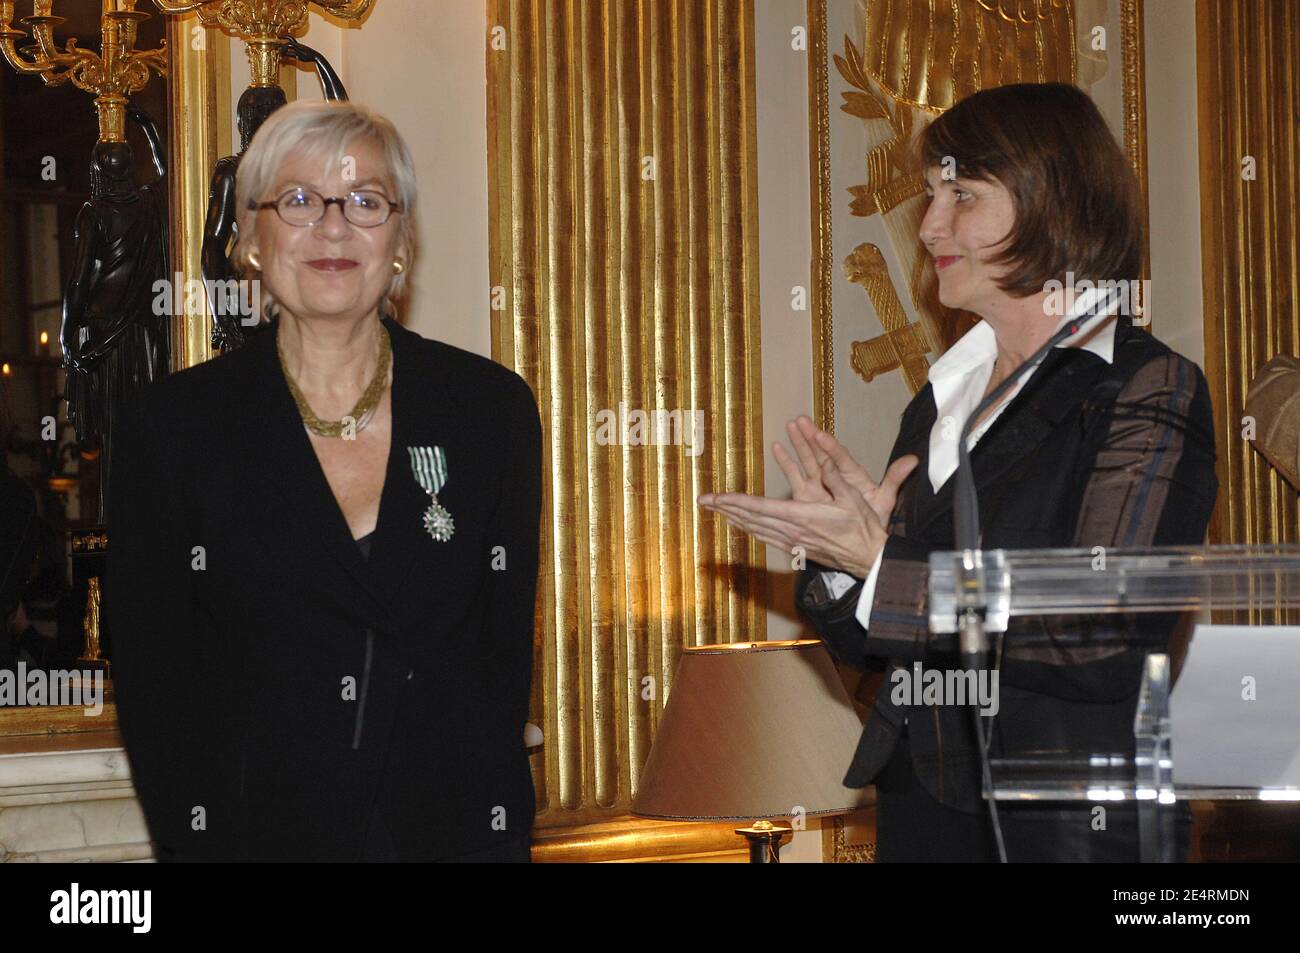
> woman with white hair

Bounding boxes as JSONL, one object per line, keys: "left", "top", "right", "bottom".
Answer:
{"left": 105, "top": 100, "right": 542, "bottom": 862}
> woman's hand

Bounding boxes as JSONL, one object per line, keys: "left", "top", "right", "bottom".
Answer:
{"left": 779, "top": 415, "right": 918, "bottom": 527}
{"left": 698, "top": 416, "right": 918, "bottom": 578}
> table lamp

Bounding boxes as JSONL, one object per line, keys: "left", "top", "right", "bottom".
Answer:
{"left": 632, "top": 640, "right": 871, "bottom": 862}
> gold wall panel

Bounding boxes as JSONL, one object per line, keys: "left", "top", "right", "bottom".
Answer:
{"left": 487, "top": 0, "right": 767, "bottom": 827}
{"left": 1197, "top": 0, "right": 1300, "bottom": 570}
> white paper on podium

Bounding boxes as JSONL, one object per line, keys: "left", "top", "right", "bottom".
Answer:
{"left": 1171, "top": 624, "right": 1300, "bottom": 788}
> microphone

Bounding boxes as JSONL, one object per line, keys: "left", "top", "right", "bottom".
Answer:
{"left": 949, "top": 287, "right": 1121, "bottom": 864}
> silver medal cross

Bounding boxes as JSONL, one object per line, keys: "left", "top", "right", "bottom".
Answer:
{"left": 409, "top": 446, "right": 454, "bottom": 542}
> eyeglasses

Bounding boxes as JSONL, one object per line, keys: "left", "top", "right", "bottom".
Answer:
{"left": 249, "top": 188, "right": 401, "bottom": 228}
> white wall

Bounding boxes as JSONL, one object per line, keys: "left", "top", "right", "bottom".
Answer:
{"left": 1143, "top": 0, "right": 1204, "bottom": 367}
{"left": 755, "top": 0, "right": 825, "bottom": 863}
{"left": 755, "top": 1, "right": 816, "bottom": 643}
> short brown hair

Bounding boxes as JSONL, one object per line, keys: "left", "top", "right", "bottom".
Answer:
{"left": 915, "top": 82, "right": 1143, "bottom": 296}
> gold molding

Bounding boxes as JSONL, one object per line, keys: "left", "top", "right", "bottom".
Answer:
{"left": 1120, "top": 0, "right": 1152, "bottom": 331}
{"left": 531, "top": 815, "right": 749, "bottom": 863}
{"left": 0, "top": 700, "right": 116, "bottom": 739}
{"left": 166, "top": 15, "right": 229, "bottom": 370}
{"left": 808, "top": 0, "right": 835, "bottom": 434}
{"left": 1120, "top": 0, "right": 1149, "bottom": 227}
{"left": 820, "top": 807, "right": 876, "bottom": 862}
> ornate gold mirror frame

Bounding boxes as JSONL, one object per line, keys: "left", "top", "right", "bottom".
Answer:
{"left": 167, "top": 13, "right": 229, "bottom": 371}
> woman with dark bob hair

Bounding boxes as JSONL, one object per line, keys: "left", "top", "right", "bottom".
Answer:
{"left": 106, "top": 100, "right": 541, "bottom": 862}
{"left": 700, "top": 82, "right": 1217, "bottom": 861}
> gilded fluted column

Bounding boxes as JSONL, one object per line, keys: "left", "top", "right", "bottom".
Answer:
{"left": 1196, "top": 0, "right": 1300, "bottom": 619}
{"left": 488, "top": 0, "right": 766, "bottom": 822}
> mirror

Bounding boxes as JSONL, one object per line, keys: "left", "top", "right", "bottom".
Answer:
{"left": 0, "top": 4, "right": 168, "bottom": 717}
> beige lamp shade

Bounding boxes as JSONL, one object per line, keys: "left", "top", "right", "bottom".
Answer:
{"left": 632, "top": 640, "right": 872, "bottom": 820}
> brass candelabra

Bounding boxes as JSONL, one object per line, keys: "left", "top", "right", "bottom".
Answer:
{"left": 151, "top": 0, "right": 373, "bottom": 87}
{"left": 0, "top": 0, "right": 167, "bottom": 142}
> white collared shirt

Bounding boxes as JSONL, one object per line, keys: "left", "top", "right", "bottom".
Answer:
{"left": 820, "top": 288, "right": 1120, "bottom": 631}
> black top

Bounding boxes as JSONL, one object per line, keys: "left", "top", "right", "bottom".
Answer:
{"left": 355, "top": 529, "right": 375, "bottom": 562}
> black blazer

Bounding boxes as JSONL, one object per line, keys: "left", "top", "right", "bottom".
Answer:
{"left": 105, "top": 314, "right": 542, "bottom": 861}
{"left": 797, "top": 315, "right": 1218, "bottom": 814}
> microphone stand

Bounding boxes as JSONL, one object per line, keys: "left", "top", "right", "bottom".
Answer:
{"left": 951, "top": 293, "right": 1120, "bottom": 864}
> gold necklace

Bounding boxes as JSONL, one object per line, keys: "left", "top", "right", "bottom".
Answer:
{"left": 277, "top": 319, "right": 391, "bottom": 438}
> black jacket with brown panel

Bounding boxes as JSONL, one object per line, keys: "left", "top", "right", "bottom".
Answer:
{"left": 796, "top": 315, "right": 1218, "bottom": 814}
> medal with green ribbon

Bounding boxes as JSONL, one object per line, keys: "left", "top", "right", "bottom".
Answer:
{"left": 408, "top": 446, "right": 454, "bottom": 541}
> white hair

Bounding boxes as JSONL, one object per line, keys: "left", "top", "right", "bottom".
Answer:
{"left": 233, "top": 99, "right": 418, "bottom": 320}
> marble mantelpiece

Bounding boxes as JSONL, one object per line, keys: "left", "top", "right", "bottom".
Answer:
{"left": 0, "top": 730, "right": 153, "bottom": 862}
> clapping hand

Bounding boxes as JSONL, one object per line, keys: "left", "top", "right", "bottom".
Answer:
{"left": 697, "top": 415, "right": 918, "bottom": 577}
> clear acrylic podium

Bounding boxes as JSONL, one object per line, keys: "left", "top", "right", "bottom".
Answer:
{"left": 928, "top": 544, "right": 1300, "bottom": 862}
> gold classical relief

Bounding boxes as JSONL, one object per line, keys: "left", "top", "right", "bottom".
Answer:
{"left": 858, "top": 0, "right": 1080, "bottom": 112}
{"left": 833, "top": 42, "right": 916, "bottom": 215}
{"left": 846, "top": 244, "right": 930, "bottom": 393}
{"left": 832, "top": 0, "right": 1108, "bottom": 393}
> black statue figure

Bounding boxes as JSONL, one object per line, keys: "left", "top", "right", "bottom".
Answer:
{"left": 202, "top": 84, "right": 287, "bottom": 352}
{"left": 281, "top": 35, "right": 350, "bottom": 102}
{"left": 61, "top": 109, "right": 170, "bottom": 523}
{"left": 203, "top": 37, "right": 350, "bottom": 352}
{"left": 130, "top": 105, "right": 166, "bottom": 179}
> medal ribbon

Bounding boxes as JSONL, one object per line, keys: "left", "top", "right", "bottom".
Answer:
{"left": 408, "top": 446, "right": 448, "bottom": 496}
